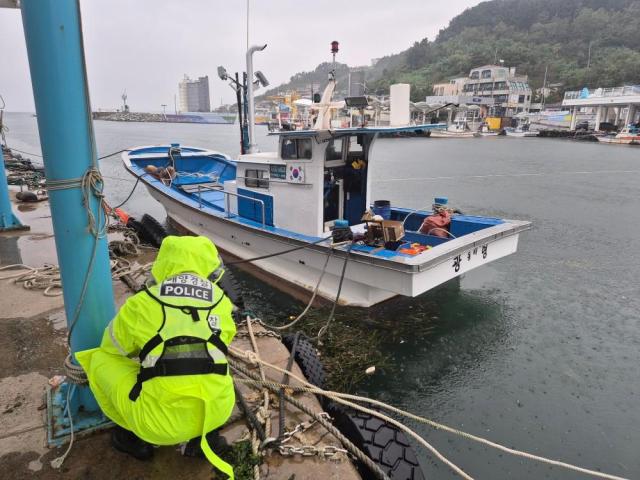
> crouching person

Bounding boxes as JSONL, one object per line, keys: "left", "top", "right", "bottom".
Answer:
{"left": 76, "top": 235, "right": 237, "bottom": 479}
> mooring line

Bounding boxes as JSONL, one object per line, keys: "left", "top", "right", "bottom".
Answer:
{"left": 231, "top": 345, "right": 629, "bottom": 480}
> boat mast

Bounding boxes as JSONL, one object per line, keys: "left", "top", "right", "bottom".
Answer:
{"left": 246, "top": 44, "right": 266, "bottom": 153}
{"left": 541, "top": 65, "right": 548, "bottom": 111}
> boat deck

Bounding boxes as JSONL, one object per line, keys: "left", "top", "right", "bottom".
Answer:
{"left": 125, "top": 147, "right": 526, "bottom": 268}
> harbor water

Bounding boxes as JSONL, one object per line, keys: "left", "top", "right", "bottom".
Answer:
{"left": 4, "top": 112, "right": 640, "bottom": 478}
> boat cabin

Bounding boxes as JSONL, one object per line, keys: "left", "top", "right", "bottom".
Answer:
{"left": 226, "top": 130, "right": 376, "bottom": 237}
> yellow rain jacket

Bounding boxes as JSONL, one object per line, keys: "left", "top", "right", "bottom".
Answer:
{"left": 76, "top": 236, "right": 237, "bottom": 479}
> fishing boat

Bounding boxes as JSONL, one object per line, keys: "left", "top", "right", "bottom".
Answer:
{"left": 505, "top": 128, "right": 538, "bottom": 138}
{"left": 122, "top": 56, "right": 530, "bottom": 307}
{"left": 430, "top": 119, "right": 478, "bottom": 138}
{"left": 596, "top": 125, "right": 640, "bottom": 145}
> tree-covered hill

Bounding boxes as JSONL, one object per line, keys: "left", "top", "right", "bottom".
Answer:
{"left": 268, "top": 0, "right": 640, "bottom": 102}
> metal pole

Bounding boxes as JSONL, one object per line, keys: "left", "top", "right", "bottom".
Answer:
{"left": 246, "top": 44, "right": 266, "bottom": 153}
{"left": 21, "top": 0, "right": 115, "bottom": 438}
{"left": 235, "top": 72, "right": 245, "bottom": 154}
{"left": 0, "top": 145, "right": 28, "bottom": 231}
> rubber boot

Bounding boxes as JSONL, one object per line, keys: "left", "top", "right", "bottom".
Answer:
{"left": 111, "top": 426, "right": 154, "bottom": 460}
{"left": 182, "top": 430, "right": 229, "bottom": 458}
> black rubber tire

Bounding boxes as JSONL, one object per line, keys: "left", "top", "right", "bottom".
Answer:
{"left": 281, "top": 334, "right": 424, "bottom": 480}
{"left": 327, "top": 404, "right": 425, "bottom": 480}
{"left": 282, "top": 334, "right": 326, "bottom": 391}
{"left": 217, "top": 268, "right": 244, "bottom": 309}
{"left": 140, "top": 214, "right": 168, "bottom": 247}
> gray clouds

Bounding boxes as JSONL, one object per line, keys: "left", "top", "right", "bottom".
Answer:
{"left": 0, "top": 0, "right": 481, "bottom": 112}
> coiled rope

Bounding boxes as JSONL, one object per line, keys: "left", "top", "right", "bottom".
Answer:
{"left": 230, "top": 344, "right": 628, "bottom": 480}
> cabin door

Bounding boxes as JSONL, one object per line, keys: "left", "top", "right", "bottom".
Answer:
{"left": 342, "top": 135, "right": 368, "bottom": 225}
{"left": 323, "top": 135, "right": 369, "bottom": 229}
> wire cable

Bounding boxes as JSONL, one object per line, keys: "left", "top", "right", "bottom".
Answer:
{"left": 316, "top": 243, "right": 352, "bottom": 342}
{"left": 225, "top": 236, "right": 332, "bottom": 265}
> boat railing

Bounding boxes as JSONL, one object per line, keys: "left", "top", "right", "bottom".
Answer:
{"left": 194, "top": 184, "right": 266, "bottom": 227}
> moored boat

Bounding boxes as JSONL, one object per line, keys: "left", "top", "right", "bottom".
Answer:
{"left": 596, "top": 125, "right": 640, "bottom": 145}
{"left": 123, "top": 128, "right": 530, "bottom": 307}
{"left": 122, "top": 52, "right": 530, "bottom": 307}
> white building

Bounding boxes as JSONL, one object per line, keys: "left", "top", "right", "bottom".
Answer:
{"left": 462, "top": 65, "right": 531, "bottom": 116}
{"left": 426, "top": 65, "right": 532, "bottom": 117}
{"left": 178, "top": 75, "right": 211, "bottom": 113}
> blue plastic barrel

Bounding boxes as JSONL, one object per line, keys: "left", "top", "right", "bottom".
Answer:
{"left": 372, "top": 200, "right": 391, "bottom": 219}
{"left": 334, "top": 219, "right": 349, "bottom": 228}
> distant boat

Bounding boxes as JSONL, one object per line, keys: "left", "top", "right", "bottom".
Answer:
{"left": 597, "top": 125, "right": 640, "bottom": 145}
{"left": 431, "top": 119, "right": 478, "bottom": 138}
{"left": 505, "top": 128, "right": 538, "bottom": 138}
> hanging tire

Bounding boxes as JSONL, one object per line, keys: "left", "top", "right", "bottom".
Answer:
{"left": 127, "top": 214, "right": 168, "bottom": 248}
{"left": 281, "top": 333, "right": 425, "bottom": 480}
{"left": 140, "top": 214, "right": 168, "bottom": 247}
{"left": 218, "top": 268, "right": 244, "bottom": 309}
{"left": 282, "top": 334, "right": 326, "bottom": 391}
{"left": 327, "top": 404, "right": 425, "bottom": 480}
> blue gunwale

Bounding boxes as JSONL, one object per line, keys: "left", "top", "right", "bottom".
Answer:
{"left": 123, "top": 145, "right": 514, "bottom": 267}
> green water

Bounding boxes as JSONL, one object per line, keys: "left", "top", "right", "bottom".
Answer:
{"left": 4, "top": 112, "right": 640, "bottom": 478}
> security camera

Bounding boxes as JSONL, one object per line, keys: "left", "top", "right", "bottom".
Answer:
{"left": 255, "top": 71, "right": 269, "bottom": 88}
{"left": 217, "top": 66, "right": 228, "bottom": 81}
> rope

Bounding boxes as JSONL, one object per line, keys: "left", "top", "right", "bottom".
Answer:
{"left": 258, "top": 247, "right": 333, "bottom": 331}
{"left": 225, "top": 236, "right": 332, "bottom": 265}
{"left": 244, "top": 317, "right": 269, "bottom": 480}
{"left": 63, "top": 354, "right": 88, "bottom": 385}
{"left": 231, "top": 346, "right": 629, "bottom": 480}
{"left": 49, "top": 384, "right": 76, "bottom": 470}
{"left": 276, "top": 332, "right": 300, "bottom": 445}
{"left": 231, "top": 352, "right": 470, "bottom": 479}
{"left": 316, "top": 243, "right": 352, "bottom": 342}
{"left": 65, "top": 169, "right": 109, "bottom": 345}
{"left": 0, "top": 264, "right": 62, "bottom": 296}
{"left": 230, "top": 359, "right": 390, "bottom": 480}
{"left": 110, "top": 174, "right": 145, "bottom": 210}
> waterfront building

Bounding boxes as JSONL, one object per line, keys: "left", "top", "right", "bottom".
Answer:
{"left": 562, "top": 85, "right": 640, "bottom": 130}
{"left": 462, "top": 65, "right": 531, "bottom": 116}
{"left": 426, "top": 65, "right": 532, "bottom": 118}
{"left": 432, "top": 77, "right": 466, "bottom": 97}
{"left": 178, "top": 75, "right": 211, "bottom": 113}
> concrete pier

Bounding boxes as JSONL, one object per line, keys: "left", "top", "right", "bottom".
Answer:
{"left": 0, "top": 193, "right": 360, "bottom": 479}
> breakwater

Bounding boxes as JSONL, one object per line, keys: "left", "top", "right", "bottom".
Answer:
{"left": 92, "top": 111, "right": 235, "bottom": 125}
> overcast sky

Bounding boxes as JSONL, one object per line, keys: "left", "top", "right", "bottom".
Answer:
{"left": 0, "top": 0, "right": 482, "bottom": 112}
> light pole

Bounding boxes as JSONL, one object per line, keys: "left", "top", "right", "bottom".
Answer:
{"left": 161, "top": 104, "right": 167, "bottom": 119}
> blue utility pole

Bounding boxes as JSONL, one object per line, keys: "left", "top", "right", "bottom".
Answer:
{"left": 0, "top": 146, "right": 28, "bottom": 231}
{"left": 20, "top": 0, "right": 115, "bottom": 443}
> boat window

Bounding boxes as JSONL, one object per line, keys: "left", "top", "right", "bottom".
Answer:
{"left": 481, "top": 69, "right": 492, "bottom": 79}
{"left": 325, "top": 138, "right": 343, "bottom": 161}
{"left": 346, "top": 136, "right": 365, "bottom": 163}
{"left": 245, "top": 169, "right": 269, "bottom": 189}
{"left": 281, "top": 138, "right": 313, "bottom": 160}
{"left": 298, "top": 138, "right": 312, "bottom": 159}
{"left": 470, "top": 71, "right": 479, "bottom": 79}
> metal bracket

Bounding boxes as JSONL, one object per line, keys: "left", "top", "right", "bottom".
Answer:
{"left": 46, "top": 382, "right": 113, "bottom": 447}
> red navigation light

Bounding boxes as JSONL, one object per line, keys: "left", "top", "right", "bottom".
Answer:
{"left": 331, "top": 41, "right": 339, "bottom": 54}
